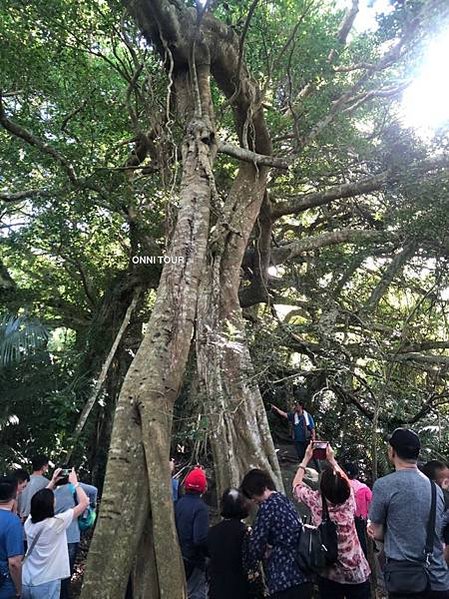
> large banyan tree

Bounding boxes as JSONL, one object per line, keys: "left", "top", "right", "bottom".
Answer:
{"left": 2, "top": 0, "right": 449, "bottom": 596}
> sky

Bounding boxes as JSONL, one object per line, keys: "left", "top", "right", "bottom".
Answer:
{"left": 401, "top": 28, "right": 449, "bottom": 132}
{"left": 338, "top": 0, "right": 449, "bottom": 134}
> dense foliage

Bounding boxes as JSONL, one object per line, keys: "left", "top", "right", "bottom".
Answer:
{"left": 1, "top": 0, "right": 449, "bottom": 481}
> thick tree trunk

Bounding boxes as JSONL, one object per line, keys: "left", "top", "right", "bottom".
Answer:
{"left": 196, "top": 25, "right": 284, "bottom": 493}
{"left": 197, "top": 164, "right": 283, "bottom": 494}
{"left": 80, "top": 385, "right": 149, "bottom": 598}
{"left": 83, "top": 1, "right": 282, "bottom": 595}
{"left": 131, "top": 515, "right": 160, "bottom": 599}
{"left": 81, "top": 116, "right": 216, "bottom": 598}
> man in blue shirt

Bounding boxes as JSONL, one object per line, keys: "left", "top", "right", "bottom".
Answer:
{"left": 0, "top": 476, "right": 23, "bottom": 599}
{"left": 272, "top": 400, "right": 316, "bottom": 461}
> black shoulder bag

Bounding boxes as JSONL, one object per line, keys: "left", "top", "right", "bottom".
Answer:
{"left": 384, "top": 479, "right": 436, "bottom": 594}
{"left": 296, "top": 493, "right": 338, "bottom": 574}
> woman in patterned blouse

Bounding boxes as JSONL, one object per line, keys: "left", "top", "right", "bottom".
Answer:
{"left": 241, "top": 469, "right": 313, "bottom": 599}
{"left": 293, "top": 444, "right": 371, "bottom": 599}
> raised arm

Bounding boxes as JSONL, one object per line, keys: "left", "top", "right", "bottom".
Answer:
{"left": 46, "top": 467, "right": 63, "bottom": 490}
{"left": 271, "top": 404, "right": 288, "bottom": 419}
{"left": 326, "top": 445, "right": 347, "bottom": 479}
{"left": 68, "top": 469, "right": 90, "bottom": 518}
{"left": 292, "top": 442, "right": 314, "bottom": 489}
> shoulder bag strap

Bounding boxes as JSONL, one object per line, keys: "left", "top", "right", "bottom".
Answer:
{"left": 22, "top": 526, "right": 44, "bottom": 563}
{"left": 321, "top": 492, "right": 330, "bottom": 522}
{"left": 425, "top": 480, "right": 437, "bottom": 561}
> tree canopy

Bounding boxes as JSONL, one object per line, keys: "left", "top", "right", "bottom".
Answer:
{"left": 1, "top": 0, "right": 449, "bottom": 594}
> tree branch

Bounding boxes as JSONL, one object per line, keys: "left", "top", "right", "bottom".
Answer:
{"left": 364, "top": 242, "right": 417, "bottom": 312}
{"left": 64, "top": 288, "right": 141, "bottom": 462}
{"left": 272, "top": 172, "right": 388, "bottom": 218}
{"left": 391, "top": 353, "right": 449, "bottom": 367}
{"left": 272, "top": 228, "right": 388, "bottom": 264}
{"left": 0, "top": 95, "right": 78, "bottom": 184}
{"left": 341, "top": 81, "right": 411, "bottom": 114}
{"left": 0, "top": 189, "right": 52, "bottom": 202}
{"left": 327, "top": 0, "right": 359, "bottom": 62}
{"left": 218, "top": 142, "right": 288, "bottom": 169}
{"left": 337, "top": 0, "right": 359, "bottom": 44}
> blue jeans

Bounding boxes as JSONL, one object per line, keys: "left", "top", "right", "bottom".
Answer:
{"left": 22, "top": 579, "right": 61, "bottom": 599}
{"left": 0, "top": 576, "right": 16, "bottom": 599}
{"left": 60, "top": 542, "right": 79, "bottom": 599}
{"left": 187, "top": 567, "right": 207, "bottom": 599}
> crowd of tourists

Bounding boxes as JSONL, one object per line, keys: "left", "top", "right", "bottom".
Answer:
{"left": 2, "top": 403, "right": 449, "bottom": 599}
{"left": 174, "top": 405, "right": 449, "bottom": 599}
{"left": 0, "top": 455, "right": 97, "bottom": 599}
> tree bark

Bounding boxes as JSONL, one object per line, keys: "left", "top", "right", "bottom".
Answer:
{"left": 80, "top": 379, "right": 149, "bottom": 599}
{"left": 81, "top": 114, "right": 216, "bottom": 598}
{"left": 196, "top": 169, "right": 283, "bottom": 494}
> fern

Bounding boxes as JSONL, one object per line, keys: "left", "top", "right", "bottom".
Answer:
{"left": 0, "top": 314, "right": 49, "bottom": 368}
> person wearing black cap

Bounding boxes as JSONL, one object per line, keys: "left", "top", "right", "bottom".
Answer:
{"left": 368, "top": 428, "right": 449, "bottom": 598}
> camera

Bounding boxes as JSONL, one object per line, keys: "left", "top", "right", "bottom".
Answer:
{"left": 55, "top": 466, "right": 71, "bottom": 486}
{"left": 312, "top": 441, "right": 328, "bottom": 460}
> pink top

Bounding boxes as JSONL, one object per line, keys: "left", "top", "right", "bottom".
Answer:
{"left": 294, "top": 484, "right": 370, "bottom": 584}
{"left": 350, "top": 479, "right": 372, "bottom": 519}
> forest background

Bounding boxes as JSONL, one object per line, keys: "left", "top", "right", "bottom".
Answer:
{"left": 1, "top": 0, "right": 449, "bottom": 596}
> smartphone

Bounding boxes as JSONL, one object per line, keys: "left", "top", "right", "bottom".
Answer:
{"left": 60, "top": 468, "right": 71, "bottom": 476}
{"left": 312, "top": 441, "right": 328, "bottom": 460}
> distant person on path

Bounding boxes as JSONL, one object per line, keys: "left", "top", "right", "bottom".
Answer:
{"left": 241, "top": 468, "right": 312, "bottom": 599}
{"left": 0, "top": 476, "right": 23, "bottom": 599}
{"left": 22, "top": 468, "right": 89, "bottom": 599}
{"left": 18, "top": 456, "right": 50, "bottom": 523}
{"left": 343, "top": 462, "right": 372, "bottom": 556}
{"left": 53, "top": 471, "right": 97, "bottom": 599}
{"left": 271, "top": 396, "right": 316, "bottom": 461}
{"left": 368, "top": 428, "right": 449, "bottom": 599}
{"left": 294, "top": 445, "right": 371, "bottom": 598}
{"left": 207, "top": 488, "right": 264, "bottom": 599}
{"left": 175, "top": 467, "right": 209, "bottom": 599}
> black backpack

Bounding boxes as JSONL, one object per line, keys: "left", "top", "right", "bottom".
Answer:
{"left": 296, "top": 494, "right": 338, "bottom": 574}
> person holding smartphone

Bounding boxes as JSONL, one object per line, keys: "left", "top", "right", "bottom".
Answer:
{"left": 21, "top": 468, "right": 89, "bottom": 599}
{"left": 53, "top": 466, "right": 98, "bottom": 599}
{"left": 293, "top": 444, "right": 371, "bottom": 598}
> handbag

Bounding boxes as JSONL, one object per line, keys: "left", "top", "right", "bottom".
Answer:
{"left": 296, "top": 493, "right": 338, "bottom": 574}
{"left": 78, "top": 506, "right": 97, "bottom": 531}
{"left": 384, "top": 479, "right": 436, "bottom": 594}
{"left": 72, "top": 485, "right": 96, "bottom": 531}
